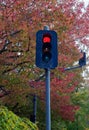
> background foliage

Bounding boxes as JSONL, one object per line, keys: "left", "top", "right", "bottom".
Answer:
{"left": 0, "top": 0, "right": 89, "bottom": 129}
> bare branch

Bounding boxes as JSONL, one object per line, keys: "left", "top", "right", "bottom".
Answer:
{"left": 2, "top": 61, "right": 30, "bottom": 74}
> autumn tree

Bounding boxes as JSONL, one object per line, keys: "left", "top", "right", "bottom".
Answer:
{"left": 0, "top": 0, "right": 89, "bottom": 128}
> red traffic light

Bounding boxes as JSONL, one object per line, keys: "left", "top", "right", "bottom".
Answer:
{"left": 42, "top": 34, "right": 52, "bottom": 63}
{"left": 43, "top": 34, "right": 51, "bottom": 43}
{"left": 36, "top": 30, "right": 58, "bottom": 69}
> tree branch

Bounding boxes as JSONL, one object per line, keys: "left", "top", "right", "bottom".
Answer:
{"left": 0, "top": 41, "right": 12, "bottom": 54}
{"left": 2, "top": 61, "right": 30, "bottom": 74}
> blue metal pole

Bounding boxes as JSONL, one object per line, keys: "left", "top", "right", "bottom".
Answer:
{"left": 45, "top": 69, "right": 51, "bottom": 130}
{"left": 44, "top": 25, "right": 51, "bottom": 130}
{"left": 64, "top": 65, "right": 82, "bottom": 71}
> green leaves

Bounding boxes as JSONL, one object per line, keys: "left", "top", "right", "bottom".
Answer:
{"left": 0, "top": 106, "right": 38, "bottom": 130}
{"left": 71, "top": 88, "right": 89, "bottom": 129}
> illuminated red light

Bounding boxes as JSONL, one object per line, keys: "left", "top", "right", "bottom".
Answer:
{"left": 43, "top": 36, "right": 51, "bottom": 43}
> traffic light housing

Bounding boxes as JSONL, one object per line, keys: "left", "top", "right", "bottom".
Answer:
{"left": 36, "top": 30, "right": 58, "bottom": 69}
{"left": 79, "top": 52, "right": 86, "bottom": 66}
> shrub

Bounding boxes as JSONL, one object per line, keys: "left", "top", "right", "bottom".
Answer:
{"left": 0, "top": 106, "right": 38, "bottom": 130}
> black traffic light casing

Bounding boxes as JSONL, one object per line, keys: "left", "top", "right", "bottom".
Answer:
{"left": 79, "top": 52, "right": 86, "bottom": 66}
{"left": 36, "top": 30, "right": 58, "bottom": 69}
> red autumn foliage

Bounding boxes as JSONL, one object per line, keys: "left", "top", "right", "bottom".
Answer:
{"left": 0, "top": 0, "right": 89, "bottom": 121}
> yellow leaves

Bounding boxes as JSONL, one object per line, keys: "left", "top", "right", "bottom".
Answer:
{"left": 85, "top": 128, "right": 89, "bottom": 130}
{"left": 0, "top": 106, "right": 38, "bottom": 130}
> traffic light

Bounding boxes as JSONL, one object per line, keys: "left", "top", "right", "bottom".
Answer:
{"left": 42, "top": 34, "right": 52, "bottom": 63}
{"left": 79, "top": 52, "right": 86, "bottom": 66}
{"left": 36, "top": 30, "right": 58, "bottom": 69}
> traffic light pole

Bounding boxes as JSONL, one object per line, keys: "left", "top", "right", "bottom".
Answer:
{"left": 64, "top": 65, "right": 82, "bottom": 71}
{"left": 45, "top": 68, "right": 51, "bottom": 130}
{"left": 44, "top": 25, "right": 51, "bottom": 130}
